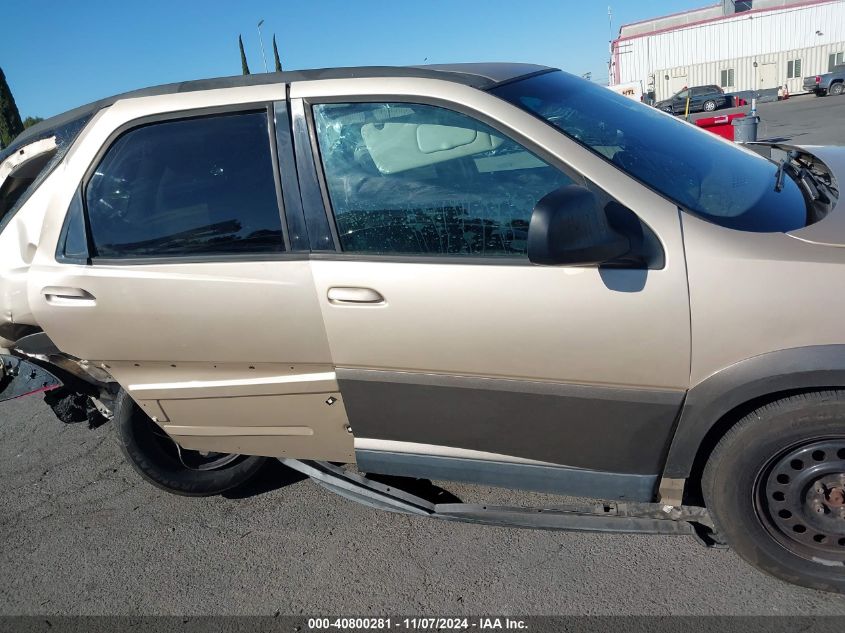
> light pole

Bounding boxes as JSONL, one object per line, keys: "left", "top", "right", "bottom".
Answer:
{"left": 257, "top": 19, "right": 269, "bottom": 73}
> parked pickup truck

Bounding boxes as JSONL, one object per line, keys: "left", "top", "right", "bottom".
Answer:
{"left": 1, "top": 63, "right": 844, "bottom": 595}
{"left": 804, "top": 64, "right": 845, "bottom": 96}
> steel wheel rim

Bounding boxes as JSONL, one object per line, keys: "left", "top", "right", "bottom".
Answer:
{"left": 755, "top": 436, "right": 845, "bottom": 564}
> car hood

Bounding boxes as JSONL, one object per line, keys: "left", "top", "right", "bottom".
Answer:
{"left": 746, "top": 144, "right": 845, "bottom": 246}
{"left": 780, "top": 144, "right": 845, "bottom": 247}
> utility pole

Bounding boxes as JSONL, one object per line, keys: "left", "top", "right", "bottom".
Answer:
{"left": 257, "top": 19, "right": 269, "bottom": 73}
{"left": 608, "top": 6, "right": 614, "bottom": 85}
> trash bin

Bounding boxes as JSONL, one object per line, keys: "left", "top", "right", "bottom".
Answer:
{"left": 732, "top": 115, "right": 759, "bottom": 143}
{"left": 696, "top": 113, "right": 746, "bottom": 140}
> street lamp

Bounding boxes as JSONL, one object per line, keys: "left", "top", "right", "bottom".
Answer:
{"left": 257, "top": 19, "right": 269, "bottom": 73}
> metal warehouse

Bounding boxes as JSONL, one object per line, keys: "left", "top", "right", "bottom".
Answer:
{"left": 610, "top": 0, "right": 845, "bottom": 101}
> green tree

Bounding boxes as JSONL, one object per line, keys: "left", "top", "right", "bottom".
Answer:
{"left": 272, "top": 35, "right": 282, "bottom": 72}
{"left": 23, "top": 116, "right": 44, "bottom": 129}
{"left": 239, "top": 35, "right": 250, "bottom": 75}
{"left": 0, "top": 66, "right": 24, "bottom": 149}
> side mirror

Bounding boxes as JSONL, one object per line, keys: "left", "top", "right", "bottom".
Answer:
{"left": 527, "top": 185, "right": 630, "bottom": 266}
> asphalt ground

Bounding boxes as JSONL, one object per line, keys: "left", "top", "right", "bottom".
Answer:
{"left": 3, "top": 94, "right": 845, "bottom": 617}
{"left": 688, "top": 91, "right": 845, "bottom": 145}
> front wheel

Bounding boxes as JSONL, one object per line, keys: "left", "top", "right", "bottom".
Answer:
{"left": 703, "top": 391, "right": 845, "bottom": 594}
{"left": 703, "top": 100, "right": 717, "bottom": 112}
{"left": 113, "top": 390, "right": 266, "bottom": 496}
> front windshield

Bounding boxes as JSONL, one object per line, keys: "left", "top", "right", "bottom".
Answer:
{"left": 492, "top": 71, "right": 807, "bottom": 232}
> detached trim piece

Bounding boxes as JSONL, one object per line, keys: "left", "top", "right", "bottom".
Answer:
{"left": 356, "top": 449, "right": 658, "bottom": 501}
{"left": 0, "top": 355, "right": 62, "bottom": 403}
{"left": 280, "top": 459, "right": 703, "bottom": 536}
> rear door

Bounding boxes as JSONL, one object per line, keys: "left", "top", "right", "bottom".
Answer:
{"left": 27, "top": 89, "right": 352, "bottom": 462}
{"left": 290, "top": 78, "right": 691, "bottom": 500}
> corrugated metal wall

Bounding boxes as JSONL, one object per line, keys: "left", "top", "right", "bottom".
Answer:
{"left": 613, "top": 0, "right": 845, "bottom": 99}
{"left": 655, "top": 43, "right": 844, "bottom": 98}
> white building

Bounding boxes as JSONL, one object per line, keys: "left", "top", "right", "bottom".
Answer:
{"left": 610, "top": 0, "right": 845, "bottom": 101}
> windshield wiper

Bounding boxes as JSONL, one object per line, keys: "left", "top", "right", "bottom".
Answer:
{"left": 774, "top": 150, "right": 799, "bottom": 192}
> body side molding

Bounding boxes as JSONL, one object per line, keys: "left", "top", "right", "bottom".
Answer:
{"left": 337, "top": 368, "right": 685, "bottom": 475}
{"left": 663, "top": 345, "right": 845, "bottom": 478}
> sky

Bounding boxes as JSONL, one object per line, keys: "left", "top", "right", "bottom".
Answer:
{"left": 2, "top": 0, "right": 708, "bottom": 120}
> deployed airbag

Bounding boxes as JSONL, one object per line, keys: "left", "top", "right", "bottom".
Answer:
{"left": 361, "top": 122, "right": 503, "bottom": 174}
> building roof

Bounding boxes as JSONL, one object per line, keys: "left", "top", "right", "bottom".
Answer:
{"left": 7, "top": 63, "right": 554, "bottom": 155}
{"left": 616, "top": 0, "right": 836, "bottom": 42}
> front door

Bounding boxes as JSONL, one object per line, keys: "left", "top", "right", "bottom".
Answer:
{"left": 293, "top": 88, "right": 691, "bottom": 498}
{"left": 759, "top": 62, "right": 779, "bottom": 91}
{"left": 28, "top": 98, "right": 352, "bottom": 462}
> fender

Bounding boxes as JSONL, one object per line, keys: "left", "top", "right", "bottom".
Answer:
{"left": 663, "top": 345, "right": 845, "bottom": 478}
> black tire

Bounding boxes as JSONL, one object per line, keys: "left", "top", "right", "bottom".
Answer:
{"left": 703, "top": 391, "right": 845, "bottom": 594}
{"left": 113, "top": 390, "right": 266, "bottom": 496}
{"left": 831, "top": 83, "right": 844, "bottom": 96}
{"left": 703, "top": 100, "right": 717, "bottom": 112}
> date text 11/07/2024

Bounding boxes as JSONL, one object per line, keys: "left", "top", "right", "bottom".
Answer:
{"left": 307, "top": 617, "right": 528, "bottom": 630}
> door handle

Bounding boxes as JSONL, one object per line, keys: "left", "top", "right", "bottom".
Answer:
{"left": 327, "top": 287, "right": 385, "bottom": 305}
{"left": 42, "top": 286, "right": 96, "bottom": 307}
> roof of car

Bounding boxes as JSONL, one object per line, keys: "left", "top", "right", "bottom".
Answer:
{"left": 6, "top": 63, "right": 556, "bottom": 155}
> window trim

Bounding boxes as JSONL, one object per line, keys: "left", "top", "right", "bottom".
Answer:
{"left": 74, "top": 102, "right": 292, "bottom": 266}
{"left": 300, "top": 94, "right": 587, "bottom": 261}
{"left": 273, "top": 99, "right": 310, "bottom": 252}
{"left": 787, "top": 59, "right": 802, "bottom": 79}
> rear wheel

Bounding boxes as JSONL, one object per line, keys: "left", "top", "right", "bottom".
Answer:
{"left": 113, "top": 390, "right": 266, "bottom": 496}
{"left": 703, "top": 391, "right": 845, "bottom": 594}
{"left": 703, "top": 100, "right": 717, "bottom": 112}
{"left": 831, "top": 83, "right": 844, "bottom": 96}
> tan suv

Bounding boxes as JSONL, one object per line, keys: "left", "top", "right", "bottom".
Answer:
{"left": 1, "top": 64, "right": 844, "bottom": 594}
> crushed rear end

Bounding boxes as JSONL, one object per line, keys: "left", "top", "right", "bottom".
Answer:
{"left": 0, "top": 114, "right": 115, "bottom": 420}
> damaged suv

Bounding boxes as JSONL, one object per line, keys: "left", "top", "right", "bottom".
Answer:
{"left": 1, "top": 64, "right": 844, "bottom": 594}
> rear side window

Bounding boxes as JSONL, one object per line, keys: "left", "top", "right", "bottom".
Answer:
{"left": 85, "top": 111, "right": 284, "bottom": 258}
{"left": 313, "top": 102, "right": 574, "bottom": 257}
{"left": 0, "top": 146, "right": 58, "bottom": 225}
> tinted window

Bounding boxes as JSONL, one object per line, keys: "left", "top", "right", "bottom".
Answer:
{"left": 86, "top": 111, "right": 283, "bottom": 258}
{"left": 493, "top": 71, "right": 807, "bottom": 232}
{"left": 313, "top": 102, "right": 573, "bottom": 256}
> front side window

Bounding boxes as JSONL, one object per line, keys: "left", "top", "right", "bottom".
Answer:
{"left": 86, "top": 111, "right": 284, "bottom": 258}
{"left": 313, "top": 102, "right": 574, "bottom": 256}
